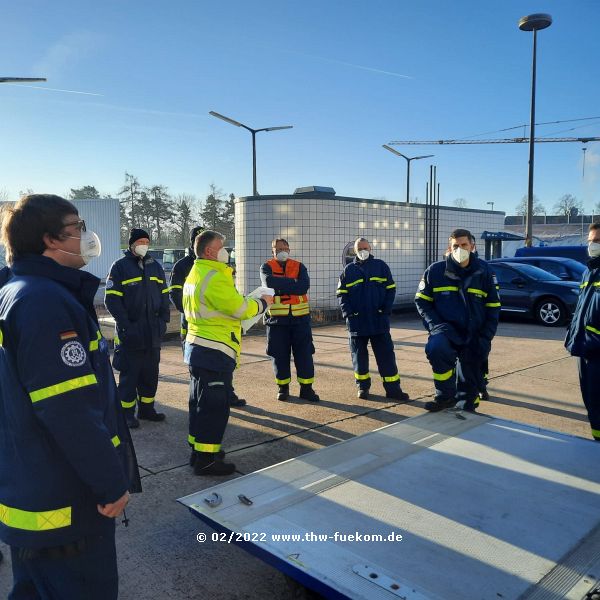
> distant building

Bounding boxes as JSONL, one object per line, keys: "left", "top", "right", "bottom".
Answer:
{"left": 234, "top": 190, "right": 504, "bottom": 312}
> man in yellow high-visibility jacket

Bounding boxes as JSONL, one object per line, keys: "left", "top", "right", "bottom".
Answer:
{"left": 183, "top": 230, "right": 273, "bottom": 475}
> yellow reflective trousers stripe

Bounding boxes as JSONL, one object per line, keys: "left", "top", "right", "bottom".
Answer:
{"left": 433, "top": 369, "right": 454, "bottom": 381}
{"left": 586, "top": 325, "right": 600, "bottom": 335}
{"left": 485, "top": 302, "right": 501, "bottom": 308}
{"left": 382, "top": 374, "right": 400, "bottom": 383}
{"left": 297, "top": 377, "right": 314, "bottom": 384}
{"left": 0, "top": 502, "right": 71, "bottom": 531}
{"left": 194, "top": 442, "right": 221, "bottom": 453}
{"left": 29, "top": 374, "right": 98, "bottom": 403}
{"left": 354, "top": 372, "right": 371, "bottom": 380}
{"left": 276, "top": 377, "right": 291, "bottom": 385}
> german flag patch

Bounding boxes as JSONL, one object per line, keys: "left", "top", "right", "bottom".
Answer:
{"left": 59, "top": 330, "right": 78, "bottom": 341}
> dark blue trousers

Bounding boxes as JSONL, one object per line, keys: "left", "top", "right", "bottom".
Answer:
{"left": 425, "top": 333, "right": 481, "bottom": 409}
{"left": 115, "top": 347, "right": 160, "bottom": 414}
{"left": 266, "top": 319, "right": 315, "bottom": 385}
{"left": 188, "top": 366, "right": 232, "bottom": 453}
{"left": 9, "top": 529, "right": 117, "bottom": 600}
{"left": 350, "top": 332, "right": 401, "bottom": 392}
{"left": 577, "top": 357, "right": 600, "bottom": 441}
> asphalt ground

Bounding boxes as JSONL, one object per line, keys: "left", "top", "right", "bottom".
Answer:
{"left": 0, "top": 314, "right": 590, "bottom": 599}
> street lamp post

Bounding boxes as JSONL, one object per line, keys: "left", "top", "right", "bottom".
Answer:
{"left": 209, "top": 111, "right": 293, "bottom": 196}
{"left": 487, "top": 201, "right": 494, "bottom": 211}
{"left": 0, "top": 77, "right": 46, "bottom": 84}
{"left": 518, "top": 13, "right": 552, "bottom": 247}
{"left": 382, "top": 145, "right": 434, "bottom": 204}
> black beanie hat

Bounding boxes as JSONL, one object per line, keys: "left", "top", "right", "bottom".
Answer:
{"left": 129, "top": 228, "right": 150, "bottom": 246}
{"left": 190, "top": 226, "right": 203, "bottom": 245}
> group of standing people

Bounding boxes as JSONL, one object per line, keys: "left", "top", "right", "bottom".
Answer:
{"left": 2, "top": 193, "right": 600, "bottom": 599}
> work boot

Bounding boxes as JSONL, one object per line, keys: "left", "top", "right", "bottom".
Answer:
{"left": 190, "top": 449, "right": 225, "bottom": 466}
{"left": 479, "top": 388, "right": 489, "bottom": 401}
{"left": 277, "top": 384, "right": 289, "bottom": 401}
{"left": 424, "top": 399, "right": 456, "bottom": 412}
{"left": 193, "top": 452, "right": 236, "bottom": 476}
{"left": 386, "top": 389, "right": 412, "bottom": 402}
{"left": 357, "top": 388, "right": 369, "bottom": 400}
{"left": 137, "top": 404, "right": 166, "bottom": 422}
{"left": 126, "top": 413, "right": 139, "bottom": 429}
{"left": 299, "top": 384, "right": 320, "bottom": 403}
{"left": 230, "top": 393, "right": 247, "bottom": 407}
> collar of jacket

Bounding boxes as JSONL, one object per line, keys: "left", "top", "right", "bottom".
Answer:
{"left": 353, "top": 255, "right": 372, "bottom": 265}
{"left": 195, "top": 258, "right": 233, "bottom": 275}
{"left": 444, "top": 254, "right": 482, "bottom": 280}
{"left": 11, "top": 254, "right": 100, "bottom": 320}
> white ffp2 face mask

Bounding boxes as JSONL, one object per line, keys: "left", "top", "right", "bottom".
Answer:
{"left": 60, "top": 230, "right": 102, "bottom": 265}
{"left": 276, "top": 251, "right": 289, "bottom": 262}
{"left": 588, "top": 242, "right": 600, "bottom": 257}
{"left": 134, "top": 244, "right": 149, "bottom": 258}
{"left": 217, "top": 247, "right": 229, "bottom": 264}
{"left": 451, "top": 247, "right": 470, "bottom": 264}
{"left": 357, "top": 250, "right": 370, "bottom": 261}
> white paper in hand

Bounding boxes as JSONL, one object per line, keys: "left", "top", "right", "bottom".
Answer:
{"left": 241, "top": 287, "right": 275, "bottom": 334}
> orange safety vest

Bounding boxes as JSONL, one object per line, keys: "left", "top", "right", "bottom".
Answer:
{"left": 266, "top": 258, "right": 310, "bottom": 317}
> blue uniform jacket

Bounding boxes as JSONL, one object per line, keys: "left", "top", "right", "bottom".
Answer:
{"left": 0, "top": 255, "right": 140, "bottom": 550}
{"left": 105, "top": 250, "right": 170, "bottom": 350}
{"left": 336, "top": 255, "right": 397, "bottom": 336}
{"left": 0, "top": 266, "right": 11, "bottom": 287}
{"left": 169, "top": 251, "right": 194, "bottom": 337}
{"left": 565, "top": 256, "right": 600, "bottom": 358}
{"left": 260, "top": 259, "right": 310, "bottom": 326}
{"left": 414, "top": 255, "right": 501, "bottom": 348}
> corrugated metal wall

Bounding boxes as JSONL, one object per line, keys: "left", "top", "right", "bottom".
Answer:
{"left": 71, "top": 198, "right": 121, "bottom": 280}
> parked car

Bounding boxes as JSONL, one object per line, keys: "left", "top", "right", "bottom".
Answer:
{"left": 162, "top": 248, "right": 185, "bottom": 272}
{"left": 495, "top": 256, "right": 585, "bottom": 282}
{"left": 488, "top": 260, "right": 580, "bottom": 326}
{"left": 515, "top": 245, "right": 588, "bottom": 265}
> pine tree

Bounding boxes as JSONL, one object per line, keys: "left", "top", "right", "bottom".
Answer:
{"left": 69, "top": 186, "right": 101, "bottom": 200}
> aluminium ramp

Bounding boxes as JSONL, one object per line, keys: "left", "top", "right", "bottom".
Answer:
{"left": 178, "top": 412, "right": 600, "bottom": 600}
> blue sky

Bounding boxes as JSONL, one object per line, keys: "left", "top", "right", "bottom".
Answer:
{"left": 1, "top": 0, "right": 599, "bottom": 214}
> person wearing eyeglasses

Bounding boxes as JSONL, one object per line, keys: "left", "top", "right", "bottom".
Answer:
{"left": 0, "top": 194, "right": 140, "bottom": 599}
{"left": 105, "top": 228, "right": 170, "bottom": 429}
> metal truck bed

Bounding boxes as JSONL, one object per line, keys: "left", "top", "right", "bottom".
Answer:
{"left": 178, "top": 411, "right": 600, "bottom": 599}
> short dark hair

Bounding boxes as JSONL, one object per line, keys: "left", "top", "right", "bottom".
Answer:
{"left": 194, "top": 230, "right": 224, "bottom": 258}
{"left": 449, "top": 228, "right": 474, "bottom": 243}
{"left": 589, "top": 223, "right": 600, "bottom": 232}
{"left": 271, "top": 238, "right": 289, "bottom": 249}
{"left": 0, "top": 194, "right": 79, "bottom": 263}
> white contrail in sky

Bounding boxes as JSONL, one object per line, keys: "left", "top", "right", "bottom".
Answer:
{"left": 283, "top": 48, "right": 413, "bottom": 79}
{"left": 2, "top": 83, "right": 103, "bottom": 96}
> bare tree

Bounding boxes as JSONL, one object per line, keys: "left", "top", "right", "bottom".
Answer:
{"left": 515, "top": 195, "right": 546, "bottom": 216}
{"left": 553, "top": 194, "right": 582, "bottom": 217}
{"left": 453, "top": 198, "right": 468, "bottom": 209}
